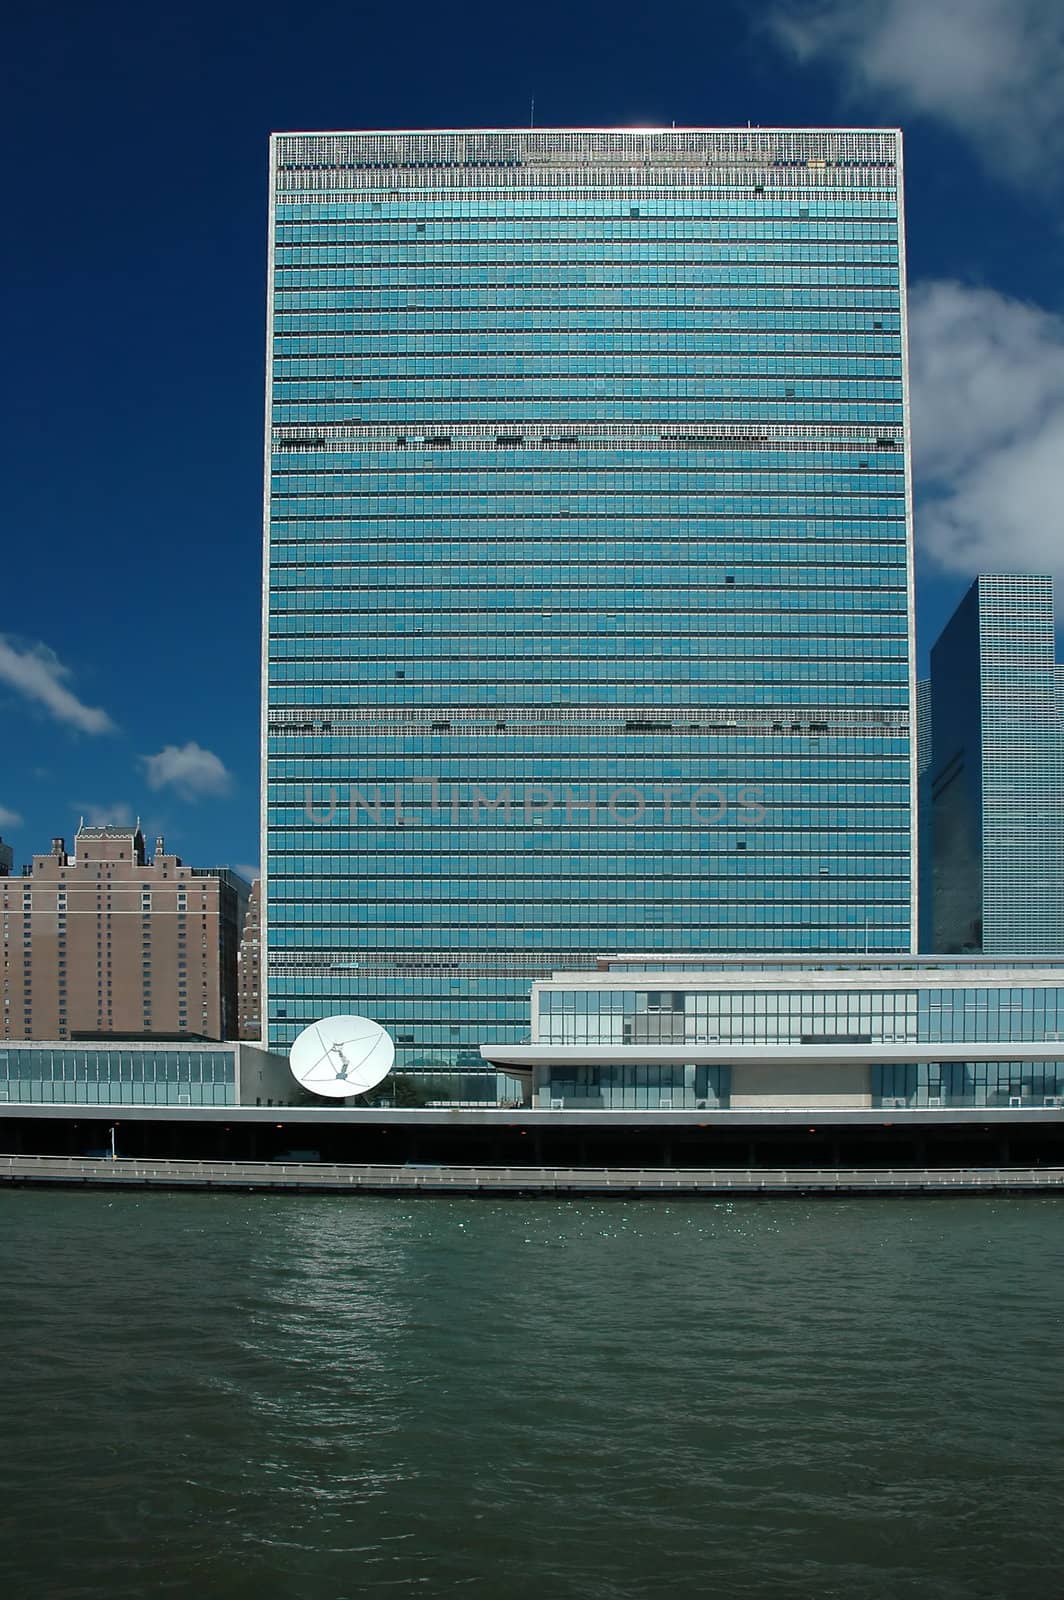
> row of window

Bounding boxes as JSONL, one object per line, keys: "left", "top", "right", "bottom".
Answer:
{"left": 271, "top": 520, "right": 908, "bottom": 543}
{"left": 265, "top": 924, "right": 906, "bottom": 955}
{"left": 275, "top": 311, "right": 902, "bottom": 333}
{"left": 276, "top": 289, "right": 902, "bottom": 311}
{"left": 274, "top": 332, "right": 903, "bottom": 354}
{"left": 269, "top": 663, "right": 911, "bottom": 685}
{"left": 268, "top": 688, "right": 913, "bottom": 711}
{"left": 270, "top": 599, "right": 909, "bottom": 624}
{"left": 272, "top": 566, "right": 910, "bottom": 591}
{"left": 277, "top": 201, "right": 901, "bottom": 223}
{"left": 270, "top": 541, "right": 909, "bottom": 566}
{"left": 270, "top": 784, "right": 908, "bottom": 806}
{"left": 271, "top": 632, "right": 909, "bottom": 657}
{"left": 277, "top": 248, "right": 902, "bottom": 273}
{"left": 266, "top": 836, "right": 910, "bottom": 859}
{"left": 270, "top": 635, "right": 909, "bottom": 660}
{"left": 276, "top": 264, "right": 903, "bottom": 287}
{"left": 274, "top": 357, "right": 905, "bottom": 381}
{"left": 0, "top": 1082, "right": 233, "bottom": 1106}
{"left": 277, "top": 220, "right": 901, "bottom": 242}
{"left": 273, "top": 378, "right": 904, "bottom": 401}
{"left": 266, "top": 899, "right": 912, "bottom": 925}
{"left": 272, "top": 403, "right": 906, "bottom": 425}
{"left": 271, "top": 464, "right": 905, "bottom": 489}
{"left": 278, "top": 316, "right": 902, "bottom": 342}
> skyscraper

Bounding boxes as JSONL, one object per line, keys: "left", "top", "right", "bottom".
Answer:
{"left": 927, "top": 574, "right": 1064, "bottom": 954}
{"left": 263, "top": 127, "right": 916, "bottom": 1074}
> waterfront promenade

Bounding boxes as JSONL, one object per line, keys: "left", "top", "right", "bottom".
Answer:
{"left": 1, "top": 1153, "right": 1062, "bottom": 1196}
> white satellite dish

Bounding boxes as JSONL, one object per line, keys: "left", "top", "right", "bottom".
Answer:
{"left": 288, "top": 1015, "right": 395, "bottom": 1098}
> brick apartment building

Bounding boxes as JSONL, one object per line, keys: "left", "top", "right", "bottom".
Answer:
{"left": 0, "top": 823, "right": 249, "bottom": 1041}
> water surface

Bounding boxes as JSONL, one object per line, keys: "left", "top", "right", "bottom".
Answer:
{"left": 1, "top": 1191, "right": 1062, "bottom": 1598}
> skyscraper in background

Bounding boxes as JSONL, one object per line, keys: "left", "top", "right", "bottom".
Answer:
{"left": 262, "top": 127, "right": 916, "bottom": 1076}
{"left": 916, "top": 676, "right": 933, "bottom": 952}
{"left": 927, "top": 574, "right": 1064, "bottom": 954}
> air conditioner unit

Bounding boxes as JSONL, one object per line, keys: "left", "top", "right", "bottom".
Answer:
{"left": 178, "top": 1092, "right": 191, "bottom": 1105}
{"left": 926, "top": 1095, "right": 943, "bottom": 1108}
{"left": 549, "top": 1097, "right": 565, "bottom": 1110}
{"left": 659, "top": 1098, "right": 672, "bottom": 1110}
{"left": 1008, "top": 1096, "right": 1024, "bottom": 1108}
{"left": 1043, "top": 1096, "right": 1063, "bottom": 1108}
{"left": 882, "top": 1096, "right": 908, "bottom": 1109}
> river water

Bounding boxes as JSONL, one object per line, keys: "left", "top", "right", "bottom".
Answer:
{"left": 1, "top": 1190, "right": 1061, "bottom": 1599}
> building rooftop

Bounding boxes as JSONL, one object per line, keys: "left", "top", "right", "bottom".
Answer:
{"left": 75, "top": 823, "right": 144, "bottom": 839}
{"left": 595, "top": 953, "right": 1064, "bottom": 970}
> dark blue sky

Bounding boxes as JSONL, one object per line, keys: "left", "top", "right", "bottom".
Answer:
{"left": 3, "top": 0, "right": 1062, "bottom": 872}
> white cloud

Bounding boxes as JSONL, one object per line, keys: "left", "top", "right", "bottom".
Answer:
{"left": 0, "top": 804, "right": 22, "bottom": 829}
{"left": 0, "top": 638, "right": 115, "bottom": 735}
{"left": 769, "top": 0, "right": 1064, "bottom": 185}
{"left": 908, "top": 279, "right": 1064, "bottom": 579}
{"left": 73, "top": 802, "right": 135, "bottom": 828}
{"left": 142, "top": 742, "right": 233, "bottom": 800}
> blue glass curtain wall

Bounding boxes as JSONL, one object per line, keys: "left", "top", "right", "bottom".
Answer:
{"left": 264, "top": 130, "right": 915, "bottom": 1062}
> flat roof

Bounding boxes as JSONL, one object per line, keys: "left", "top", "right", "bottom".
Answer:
{"left": 272, "top": 126, "right": 902, "bottom": 138}
{"left": 483, "top": 1042, "right": 1064, "bottom": 1068}
{"left": 594, "top": 953, "right": 1064, "bottom": 967}
{"left": 0, "top": 1104, "right": 1058, "bottom": 1130}
{"left": 0, "top": 1040, "right": 240, "bottom": 1053}
{"left": 544, "top": 961, "right": 1064, "bottom": 988}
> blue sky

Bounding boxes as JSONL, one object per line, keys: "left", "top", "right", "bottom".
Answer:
{"left": 3, "top": 0, "right": 1063, "bottom": 875}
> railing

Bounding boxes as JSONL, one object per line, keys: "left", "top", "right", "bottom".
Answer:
{"left": 1, "top": 1155, "right": 1061, "bottom": 1194}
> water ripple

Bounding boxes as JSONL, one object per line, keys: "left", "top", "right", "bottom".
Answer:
{"left": 1, "top": 1192, "right": 1062, "bottom": 1598}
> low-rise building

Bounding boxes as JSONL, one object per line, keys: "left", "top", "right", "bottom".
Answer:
{"left": 483, "top": 953, "right": 1064, "bottom": 1111}
{"left": 0, "top": 1039, "right": 292, "bottom": 1107}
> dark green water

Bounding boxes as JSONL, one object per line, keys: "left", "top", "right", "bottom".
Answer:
{"left": 1, "top": 1192, "right": 1062, "bottom": 1599}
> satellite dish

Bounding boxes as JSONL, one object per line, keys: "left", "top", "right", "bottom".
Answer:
{"left": 288, "top": 1015, "right": 395, "bottom": 1098}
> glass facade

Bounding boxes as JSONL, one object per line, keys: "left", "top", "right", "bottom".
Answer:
{"left": 263, "top": 128, "right": 916, "bottom": 1067}
{"left": 874, "top": 1061, "right": 1064, "bottom": 1110}
{"left": 532, "top": 965, "right": 1064, "bottom": 1108}
{"left": 537, "top": 981, "right": 1064, "bottom": 1045}
{"left": 928, "top": 575, "right": 1064, "bottom": 954}
{"left": 535, "top": 1058, "right": 1064, "bottom": 1111}
{"left": 0, "top": 1046, "right": 236, "bottom": 1105}
{"left": 543, "top": 1064, "right": 730, "bottom": 1112}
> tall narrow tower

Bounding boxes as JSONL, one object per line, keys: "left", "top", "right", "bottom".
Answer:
{"left": 262, "top": 128, "right": 916, "bottom": 1077}
{"left": 928, "top": 574, "right": 1064, "bottom": 953}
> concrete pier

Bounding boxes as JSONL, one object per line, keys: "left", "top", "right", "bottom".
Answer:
{"left": 1, "top": 1154, "right": 1063, "bottom": 1197}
